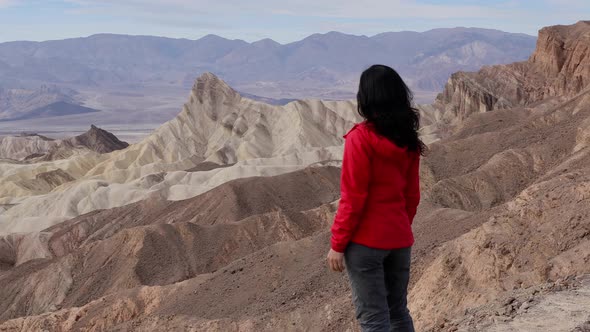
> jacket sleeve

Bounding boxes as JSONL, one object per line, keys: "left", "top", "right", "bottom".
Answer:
{"left": 405, "top": 152, "right": 420, "bottom": 224}
{"left": 330, "top": 126, "right": 371, "bottom": 253}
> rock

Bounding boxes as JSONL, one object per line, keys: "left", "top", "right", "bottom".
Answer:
{"left": 425, "top": 21, "right": 590, "bottom": 141}
{"left": 519, "top": 301, "right": 531, "bottom": 311}
{"left": 503, "top": 297, "right": 516, "bottom": 306}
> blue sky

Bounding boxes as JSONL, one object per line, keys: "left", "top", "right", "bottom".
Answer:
{"left": 0, "top": 0, "right": 588, "bottom": 43}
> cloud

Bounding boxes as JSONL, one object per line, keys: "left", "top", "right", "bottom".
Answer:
{"left": 64, "top": 0, "right": 231, "bottom": 30}
{"left": 544, "top": 0, "right": 588, "bottom": 6}
{"left": 65, "top": 0, "right": 519, "bottom": 20}
{"left": 6, "top": 0, "right": 589, "bottom": 43}
{"left": 52, "top": 0, "right": 557, "bottom": 42}
{"left": 0, "top": 0, "right": 17, "bottom": 8}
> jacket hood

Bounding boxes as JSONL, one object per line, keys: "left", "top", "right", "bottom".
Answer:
{"left": 345, "top": 122, "right": 410, "bottom": 159}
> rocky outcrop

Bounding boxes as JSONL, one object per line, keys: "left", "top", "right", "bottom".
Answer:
{"left": 437, "top": 275, "right": 590, "bottom": 332}
{"left": 438, "top": 71, "right": 513, "bottom": 122}
{"left": 0, "top": 135, "right": 59, "bottom": 161}
{"left": 60, "top": 125, "right": 129, "bottom": 154}
{"left": 428, "top": 20, "right": 590, "bottom": 140}
{"left": 530, "top": 21, "right": 590, "bottom": 97}
{"left": 0, "top": 126, "right": 128, "bottom": 161}
{"left": 81, "top": 72, "right": 358, "bottom": 177}
{"left": 410, "top": 166, "right": 590, "bottom": 330}
{"left": 10, "top": 169, "right": 76, "bottom": 196}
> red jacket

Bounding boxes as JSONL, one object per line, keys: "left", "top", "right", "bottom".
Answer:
{"left": 330, "top": 122, "right": 420, "bottom": 253}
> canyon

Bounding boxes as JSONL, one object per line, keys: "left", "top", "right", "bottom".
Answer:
{"left": 0, "top": 21, "right": 589, "bottom": 332}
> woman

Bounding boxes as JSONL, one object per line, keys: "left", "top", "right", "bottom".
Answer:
{"left": 327, "top": 64, "right": 424, "bottom": 332}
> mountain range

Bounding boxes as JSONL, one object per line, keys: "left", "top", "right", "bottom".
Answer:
{"left": 0, "top": 28, "right": 536, "bottom": 95}
{"left": 0, "top": 28, "right": 536, "bottom": 132}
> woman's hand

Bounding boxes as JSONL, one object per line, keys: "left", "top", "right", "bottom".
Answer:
{"left": 327, "top": 249, "right": 345, "bottom": 272}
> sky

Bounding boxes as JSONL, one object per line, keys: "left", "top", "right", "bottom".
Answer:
{"left": 0, "top": 0, "right": 588, "bottom": 43}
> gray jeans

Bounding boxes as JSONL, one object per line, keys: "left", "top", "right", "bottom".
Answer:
{"left": 345, "top": 242, "right": 415, "bottom": 332}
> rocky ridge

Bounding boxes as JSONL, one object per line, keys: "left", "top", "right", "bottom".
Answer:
{"left": 0, "top": 73, "right": 359, "bottom": 233}
{"left": 423, "top": 20, "right": 590, "bottom": 140}
{"left": 0, "top": 125, "right": 128, "bottom": 161}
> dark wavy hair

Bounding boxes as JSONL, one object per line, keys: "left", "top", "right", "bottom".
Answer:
{"left": 357, "top": 64, "right": 425, "bottom": 155}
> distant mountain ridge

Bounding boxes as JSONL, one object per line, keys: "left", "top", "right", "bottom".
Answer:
{"left": 0, "top": 101, "right": 100, "bottom": 122}
{"left": 0, "top": 28, "right": 536, "bottom": 102}
{"left": 0, "top": 86, "right": 78, "bottom": 120}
